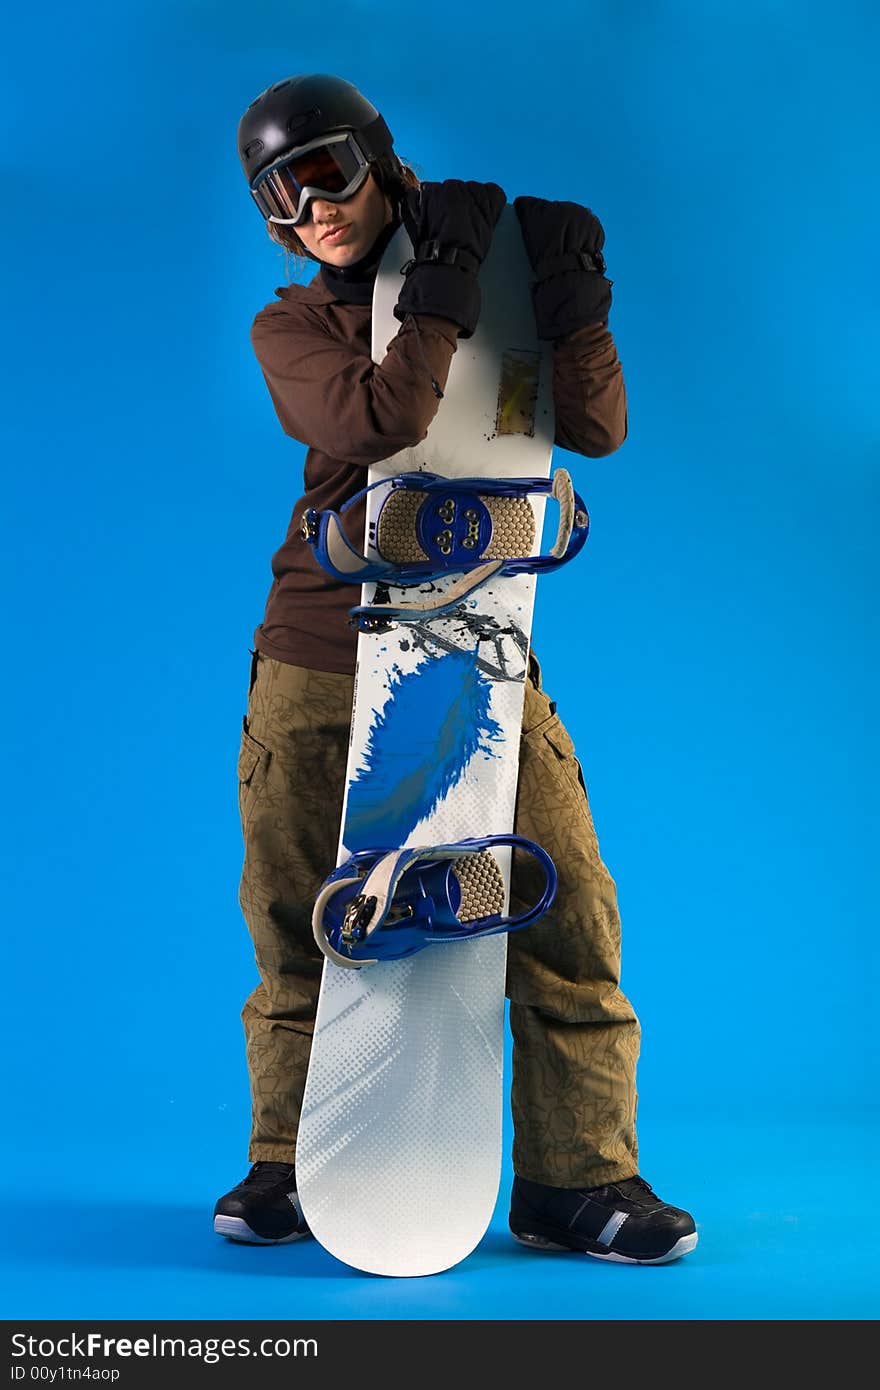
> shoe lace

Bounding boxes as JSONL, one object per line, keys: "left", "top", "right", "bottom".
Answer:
{"left": 614, "top": 1176, "right": 655, "bottom": 1199}
{"left": 243, "top": 1161, "right": 296, "bottom": 1191}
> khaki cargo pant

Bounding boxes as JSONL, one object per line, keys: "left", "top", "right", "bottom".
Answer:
{"left": 237, "top": 648, "right": 640, "bottom": 1188}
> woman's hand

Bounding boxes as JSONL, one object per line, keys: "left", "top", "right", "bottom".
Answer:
{"left": 394, "top": 179, "right": 507, "bottom": 339}
{"left": 513, "top": 195, "right": 613, "bottom": 340}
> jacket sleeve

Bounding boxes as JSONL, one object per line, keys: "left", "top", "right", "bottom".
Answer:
{"left": 251, "top": 302, "right": 460, "bottom": 467}
{"left": 552, "top": 322, "right": 628, "bottom": 458}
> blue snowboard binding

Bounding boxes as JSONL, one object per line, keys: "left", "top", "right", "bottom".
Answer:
{"left": 301, "top": 468, "right": 589, "bottom": 631}
{"left": 312, "top": 835, "right": 557, "bottom": 968}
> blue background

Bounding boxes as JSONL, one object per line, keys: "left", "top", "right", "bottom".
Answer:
{"left": 2, "top": 0, "right": 876, "bottom": 1323}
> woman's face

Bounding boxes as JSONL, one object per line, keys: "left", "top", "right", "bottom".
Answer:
{"left": 295, "top": 170, "right": 393, "bottom": 265}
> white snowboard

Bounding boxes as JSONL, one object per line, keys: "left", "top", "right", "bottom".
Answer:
{"left": 296, "top": 207, "right": 555, "bottom": 1276}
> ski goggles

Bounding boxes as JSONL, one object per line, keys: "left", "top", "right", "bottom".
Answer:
{"left": 249, "top": 132, "right": 372, "bottom": 226}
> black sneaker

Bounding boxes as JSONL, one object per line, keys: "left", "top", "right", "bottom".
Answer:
{"left": 213, "top": 1162, "right": 311, "bottom": 1245}
{"left": 510, "top": 1174, "right": 697, "bottom": 1264}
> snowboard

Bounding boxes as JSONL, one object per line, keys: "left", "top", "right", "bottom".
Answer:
{"left": 296, "top": 206, "right": 556, "bottom": 1277}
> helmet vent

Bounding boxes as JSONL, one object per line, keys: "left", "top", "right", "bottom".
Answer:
{"left": 287, "top": 105, "right": 321, "bottom": 136}
{"left": 243, "top": 138, "right": 264, "bottom": 160}
{"left": 271, "top": 79, "right": 292, "bottom": 92}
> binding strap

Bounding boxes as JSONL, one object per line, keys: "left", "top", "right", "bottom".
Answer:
{"left": 352, "top": 470, "right": 578, "bottom": 625}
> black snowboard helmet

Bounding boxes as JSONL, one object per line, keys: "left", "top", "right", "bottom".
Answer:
{"left": 238, "top": 73, "right": 405, "bottom": 235}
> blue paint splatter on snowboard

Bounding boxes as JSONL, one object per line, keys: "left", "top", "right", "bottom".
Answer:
{"left": 345, "top": 649, "right": 503, "bottom": 852}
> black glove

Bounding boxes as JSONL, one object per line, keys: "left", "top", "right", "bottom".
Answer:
{"left": 394, "top": 179, "right": 507, "bottom": 339}
{"left": 513, "top": 196, "right": 612, "bottom": 340}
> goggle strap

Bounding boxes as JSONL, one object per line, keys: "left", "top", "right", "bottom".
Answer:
{"left": 355, "top": 113, "right": 394, "bottom": 162}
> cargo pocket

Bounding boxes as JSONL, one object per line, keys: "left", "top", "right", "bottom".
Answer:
{"left": 522, "top": 709, "right": 590, "bottom": 813}
{"left": 238, "top": 717, "right": 271, "bottom": 836}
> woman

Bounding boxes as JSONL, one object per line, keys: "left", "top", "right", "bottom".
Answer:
{"left": 215, "top": 72, "right": 697, "bottom": 1264}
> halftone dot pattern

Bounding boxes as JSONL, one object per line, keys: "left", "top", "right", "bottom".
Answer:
{"left": 296, "top": 938, "right": 506, "bottom": 1275}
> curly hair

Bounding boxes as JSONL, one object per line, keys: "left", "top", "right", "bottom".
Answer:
{"left": 266, "top": 153, "right": 422, "bottom": 279}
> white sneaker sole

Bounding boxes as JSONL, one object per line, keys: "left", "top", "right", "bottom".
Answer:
{"left": 213, "top": 1214, "right": 310, "bottom": 1245}
{"left": 513, "top": 1229, "right": 699, "bottom": 1264}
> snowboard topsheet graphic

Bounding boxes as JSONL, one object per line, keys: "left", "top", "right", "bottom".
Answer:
{"left": 297, "top": 208, "right": 557, "bottom": 1276}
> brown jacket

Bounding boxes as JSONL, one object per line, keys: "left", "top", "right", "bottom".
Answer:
{"left": 250, "top": 270, "right": 628, "bottom": 673}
